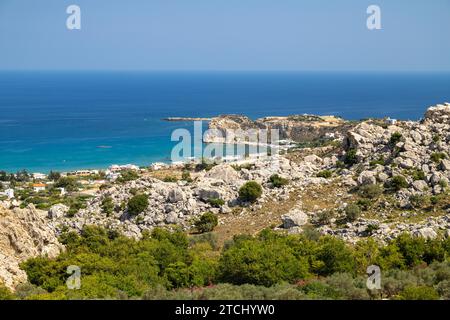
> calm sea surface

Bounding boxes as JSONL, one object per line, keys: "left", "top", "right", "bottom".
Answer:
{"left": 0, "top": 71, "right": 449, "bottom": 172}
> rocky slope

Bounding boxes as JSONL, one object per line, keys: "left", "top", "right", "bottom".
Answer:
{"left": 45, "top": 103, "right": 449, "bottom": 244}
{"left": 0, "top": 205, "right": 63, "bottom": 290}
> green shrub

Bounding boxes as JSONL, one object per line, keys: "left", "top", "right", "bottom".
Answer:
{"left": 181, "top": 171, "right": 193, "bottom": 182}
{"left": 389, "top": 175, "right": 409, "bottom": 191}
{"left": 239, "top": 181, "right": 263, "bottom": 203}
{"left": 389, "top": 132, "right": 403, "bottom": 145}
{"left": 117, "top": 170, "right": 139, "bottom": 183}
{"left": 369, "top": 156, "right": 385, "bottom": 167}
{"left": 358, "top": 184, "right": 383, "bottom": 199}
{"left": 268, "top": 174, "right": 289, "bottom": 188}
{"left": 356, "top": 198, "right": 372, "bottom": 211}
{"left": 430, "top": 152, "right": 447, "bottom": 163}
{"left": 219, "top": 233, "right": 309, "bottom": 286}
{"left": 411, "top": 169, "right": 426, "bottom": 181}
{"left": 317, "top": 170, "right": 332, "bottom": 179}
{"left": 127, "top": 194, "right": 149, "bottom": 216}
{"left": 316, "top": 210, "right": 334, "bottom": 225}
{"left": 101, "top": 196, "right": 115, "bottom": 216}
{"left": 396, "top": 285, "right": 439, "bottom": 300}
{"left": 207, "top": 198, "right": 225, "bottom": 208}
{"left": 345, "top": 204, "right": 361, "bottom": 222}
{"left": 163, "top": 176, "right": 178, "bottom": 183}
{"left": 344, "top": 149, "right": 358, "bottom": 166}
{"left": 55, "top": 177, "right": 80, "bottom": 192}
{"left": 195, "top": 212, "right": 219, "bottom": 233}
{"left": 0, "top": 284, "right": 14, "bottom": 300}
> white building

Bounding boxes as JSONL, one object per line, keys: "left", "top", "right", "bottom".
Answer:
{"left": 385, "top": 117, "right": 397, "bottom": 125}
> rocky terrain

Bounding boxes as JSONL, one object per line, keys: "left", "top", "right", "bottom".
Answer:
{"left": 204, "top": 114, "right": 353, "bottom": 143}
{"left": 0, "top": 206, "right": 63, "bottom": 290}
{"left": 1, "top": 103, "right": 449, "bottom": 289}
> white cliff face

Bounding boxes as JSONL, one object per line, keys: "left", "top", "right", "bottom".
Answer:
{"left": 0, "top": 205, "right": 64, "bottom": 290}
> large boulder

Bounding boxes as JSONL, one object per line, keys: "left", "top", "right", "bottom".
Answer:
{"left": 357, "top": 171, "right": 377, "bottom": 186}
{"left": 281, "top": 209, "right": 308, "bottom": 229}
{"left": 167, "top": 188, "right": 186, "bottom": 203}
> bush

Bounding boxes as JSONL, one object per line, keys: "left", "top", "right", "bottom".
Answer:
{"left": 163, "top": 176, "right": 178, "bottom": 183}
{"left": 0, "top": 285, "right": 14, "bottom": 300}
{"left": 358, "top": 184, "right": 383, "bottom": 199}
{"left": 207, "top": 198, "right": 225, "bottom": 208}
{"left": 195, "top": 212, "right": 218, "bottom": 233}
{"left": 411, "top": 169, "right": 426, "bottom": 181}
{"left": 316, "top": 210, "right": 333, "bottom": 225}
{"left": 344, "top": 149, "right": 358, "bottom": 166}
{"left": 268, "top": 174, "right": 289, "bottom": 188}
{"left": 55, "top": 177, "right": 80, "bottom": 192}
{"left": 430, "top": 152, "right": 447, "bottom": 163}
{"left": 389, "top": 175, "right": 408, "bottom": 191}
{"left": 317, "top": 170, "right": 332, "bottom": 179}
{"left": 345, "top": 204, "right": 361, "bottom": 222}
{"left": 117, "top": 170, "right": 139, "bottom": 183}
{"left": 181, "top": 171, "right": 193, "bottom": 183}
{"left": 218, "top": 233, "right": 309, "bottom": 286}
{"left": 48, "top": 171, "right": 61, "bottom": 181}
{"left": 127, "top": 194, "right": 149, "bottom": 216}
{"left": 101, "top": 196, "right": 115, "bottom": 216}
{"left": 396, "top": 285, "right": 439, "bottom": 300}
{"left": 239, "top": 181, "right": 263, "bottom": 203}
{"left": 389, "top": 132, "right": 403, "bottom": 145}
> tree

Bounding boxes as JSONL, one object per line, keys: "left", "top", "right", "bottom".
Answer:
{"left": 239, "top": 181, "right": 262, "bottom": 203}
{"left": 48, "top": 171, "right": 61, "bottom": 181}
{"left": 127, "top": 194, "right": 149, "bottom": 216}
{"left": 55, "top": 177, "right": 80, "bottom": 192}
{"left": 195, "top": 212, "right": 218, "bottom": 233}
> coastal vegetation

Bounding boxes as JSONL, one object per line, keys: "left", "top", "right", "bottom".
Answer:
{"left": 0, "top": 226, "right": 449, "bottom": 300}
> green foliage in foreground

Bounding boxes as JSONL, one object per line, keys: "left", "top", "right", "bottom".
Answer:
{"left": 7, "top": 227, "right": 450, "bottom": 300}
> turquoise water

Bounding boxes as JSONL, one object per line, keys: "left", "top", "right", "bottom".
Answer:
{"left": 1, "top": 71, "right": 449, "bottom": 173}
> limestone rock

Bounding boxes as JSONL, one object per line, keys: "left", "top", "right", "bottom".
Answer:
{"left": 0, "top": 206, "right": 64, "bottom": 290}
{"left": 281, "top": 209, "right": 308, "bottom": 229}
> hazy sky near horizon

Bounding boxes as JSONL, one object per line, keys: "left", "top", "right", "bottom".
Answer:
{"left": 0, "top": 0, "right": 449, "bottom": 71}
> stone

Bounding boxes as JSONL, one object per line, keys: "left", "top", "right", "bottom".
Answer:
{"left": 413, "top": 227, "right": 437, "bottom": 240}
{"left": 439, "top": 159, "right": 450, "bottom": 171}
{"left": 48, "top": 204, "right": 69, "bottom": 219}
{"left": 357, "top": 171, "right": 377, "bottom": 186}
{"left": 281, "top": 209, "right": 308, "bottom": 229}
{"left": 167, "top": 188, "right": 186, "bottom": 203}
{"left": 0, "top": 206, "right": 63, "bottom": 290}
{"left": 412, "top": 180, "right": 428, "bottom": 192}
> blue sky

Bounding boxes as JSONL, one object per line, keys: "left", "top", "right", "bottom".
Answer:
{"left": 0, "top": 0, "right": 449, "bottom": 71}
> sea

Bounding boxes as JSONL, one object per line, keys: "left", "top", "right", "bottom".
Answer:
{"left": 0, "top": 71, "right": 449, "bottom": 173}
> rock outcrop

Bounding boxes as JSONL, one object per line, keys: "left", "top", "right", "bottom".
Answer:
{"left": 204, "top": 114, "right": 353, "bottom": 143}
{"left": 0, "top": 205, "right": 64, "bottom": 290}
